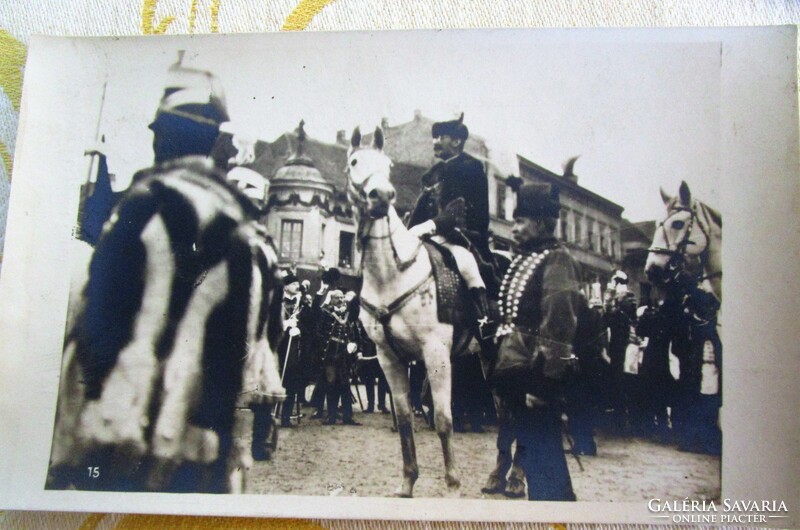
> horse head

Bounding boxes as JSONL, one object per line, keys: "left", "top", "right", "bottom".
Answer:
{"left": 646, "top": 180, "right": 713, "bottom": 286}
{"left": 346, "top": 126, "right": 396, "bottom": 219}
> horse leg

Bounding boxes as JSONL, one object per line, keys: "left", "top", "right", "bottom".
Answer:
{"left": 381, "top": 357, "right": 418, "bottom": 497}
{"left": 427, "top": 353, "right": 461, "bottom": 493}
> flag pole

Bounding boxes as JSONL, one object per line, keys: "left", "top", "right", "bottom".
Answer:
{"left": 77, "top": 80, "right": 108, "bottom": 240}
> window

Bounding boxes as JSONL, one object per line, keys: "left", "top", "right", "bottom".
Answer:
{"left": 280, "top": 220, "right": 303, "bottom": 261}
{"left": 599, "top": 223, "right": 606, "bottom": 255}
{"left": 560, "top": 210, "right": 570, "bottom": 242}
{"left": 338, "top": 231, "right": 354, "bottom": 268}
{"left": 496, "top": 180, "right": 506, "bottom": 220}
{"left": 610, "top": 239, "right": 616, "bottom": 259}
{"left": 575, "top": 216, "right": 582, "bottom": 247}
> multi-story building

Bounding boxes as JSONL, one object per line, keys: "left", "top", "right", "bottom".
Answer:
{"left": 247, "top": 113, "right": 634, "bottom": 296}
{"left": 249, "top": 121, "right": 422, "bottom": 291}
{"left": 516, "top": 155, "right": 625, "bottom": 289}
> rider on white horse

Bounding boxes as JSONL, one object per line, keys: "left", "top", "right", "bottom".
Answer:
{"left": 407, "top": 113, "right": 496, "bottom": 340}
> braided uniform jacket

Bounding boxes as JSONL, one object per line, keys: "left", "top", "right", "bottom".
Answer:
{"left": 495, "top": 237, "right": 582, "bottom": 402}
{"left": 316, "top": 308, "right": 359, "bottom": 364}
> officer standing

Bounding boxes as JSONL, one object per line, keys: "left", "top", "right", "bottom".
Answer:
{"left": 276, "top": 272, "right": 311, "bottom": 427}
{"left": 314, "top": 287, "right": 362, "bottom": 426}
{"left": 492, "top": 183, "right": 582, "bottom": 501}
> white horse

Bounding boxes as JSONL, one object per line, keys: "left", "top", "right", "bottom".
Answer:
{"left": 346, "top": 126, "right": 472, "bottom": 497}
{"left": 645, "top": 180, "right": 722, "bottom": 303}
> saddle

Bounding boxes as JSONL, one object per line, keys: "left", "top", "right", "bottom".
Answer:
{"left": 423, "top": 241, "right": 466, "bottom": 325}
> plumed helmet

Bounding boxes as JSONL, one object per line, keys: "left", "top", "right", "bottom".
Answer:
{"left": 432, "top": 112, "right": 469, "bottom": 141}
{"left": 513, "top": 183, "right": 561, "bottom": 219}
{"left": 149, "top": 51, "right": 229, "bottom": 131}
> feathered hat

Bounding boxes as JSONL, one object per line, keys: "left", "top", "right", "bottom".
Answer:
{"left": 513, "top": 183, "right": 561, "bottom": 219}
{"left": 432, "top": 112, "right": 469, "bottom": 141}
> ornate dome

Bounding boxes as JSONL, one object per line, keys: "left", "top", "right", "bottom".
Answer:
{"left": 271, "top": 120, "right": 331, "bottom": 190}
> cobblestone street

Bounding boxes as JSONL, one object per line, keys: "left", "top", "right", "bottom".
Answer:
{"left": 244, "top": 404, "right": 720, "bottom": 501}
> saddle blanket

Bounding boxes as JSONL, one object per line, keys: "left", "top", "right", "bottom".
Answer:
{"left": 423, "top": 241, "right": 465, "bottom": 325}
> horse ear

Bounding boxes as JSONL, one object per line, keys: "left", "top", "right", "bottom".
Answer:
{"left": 351, "top": 127, "right": 361, "bottom": 149}
{"left": 373, "top": 126, "right": 384, "bottom": 150}
{"left": 659, "top": 187, "right": 672, "bottom": 205}
{"left": 679, "top": 180, "right": 692, "bottom": 205}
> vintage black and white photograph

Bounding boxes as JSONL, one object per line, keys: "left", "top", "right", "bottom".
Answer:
{"left": 0, "top": 28, "right": 797, "bottom": 523}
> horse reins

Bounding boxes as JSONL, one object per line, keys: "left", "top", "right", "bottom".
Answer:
{"left": 347, "top": 168, "right": 430, "bottom": 360}
{"left": 649, "top": 203, "right": 722, "bottom": 289}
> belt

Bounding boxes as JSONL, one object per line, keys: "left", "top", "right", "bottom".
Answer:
{"left": 328, "top": 337, "right": 347, "bottom": 344}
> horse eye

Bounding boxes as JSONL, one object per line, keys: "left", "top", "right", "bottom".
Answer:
{"left": 671, "top": 220, "right": 685, "bottom": 230}
{"left": 350, "top": 159, "right": 358, "bottom": 166}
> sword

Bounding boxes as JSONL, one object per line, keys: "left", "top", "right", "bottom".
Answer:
{"left": 273, "top": 334, "right": 295, "bottom": 418}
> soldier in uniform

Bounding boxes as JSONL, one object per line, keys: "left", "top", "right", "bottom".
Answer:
{"left": 407, "top": 113, "right": 496, "bottom": 340}
{"left": 314, "top": 286, "right": 362, "bottom": 425}
{"left": 276, "top": 272, "right": 312, "bottom": 428}
{"left": 492, "top": 183, "right": 582, "bottom": 501}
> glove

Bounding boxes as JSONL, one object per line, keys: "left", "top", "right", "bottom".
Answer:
{"left": 434, "top": 197, "right": 466, "bottom": 235}
{"left": 408, "top": 220, "right": 436, "bottom": 239}
{"left": 346, "top": 342, "right": 358, "bottom": 354}
{"left": 288, "top": 326, "right": 301, "bottom": 337}
{"left": 525, "top": 393, "right": 548, "bottom": 409}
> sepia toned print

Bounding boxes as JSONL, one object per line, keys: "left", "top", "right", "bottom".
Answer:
{"left": 0, "top": 28, "right": 797, "bottom": 525}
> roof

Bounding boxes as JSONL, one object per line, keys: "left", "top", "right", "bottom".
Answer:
{"left": 517, "top": 154, "right": 625, "bottom": 217}
{"left": 250, "top": 130, "right": 424, "bottom": 214}
{"left": 620, "top": 218, "right": 656, "bottom": 245}
{"left": 250, "top": 132, "right": 349, "bottom": 190}
{"left": 362, "top": 112, "right": 490, "bottom": 167}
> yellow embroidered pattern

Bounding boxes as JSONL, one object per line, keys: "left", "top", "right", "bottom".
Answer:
{"left": 282, "top": 0, "right": 337, "bottom": 31}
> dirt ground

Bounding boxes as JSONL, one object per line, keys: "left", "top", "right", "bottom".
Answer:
{"left": 241, "top": 396, "right": 720, "bottom": 501}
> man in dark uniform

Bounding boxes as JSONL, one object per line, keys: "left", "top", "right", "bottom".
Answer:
{"left": 275, "top": 272, "right": 312, "bottom": 428}
{"left": 407, "top": 113, "right": 495, "bottom": 339}
{"left": 492, "top": 183, "right": 582, "bottom": 501}
{"left": 314, "top": 287, "right": 362, "bottom": 426}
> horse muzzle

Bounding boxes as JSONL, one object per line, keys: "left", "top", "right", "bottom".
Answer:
{"left": 365, "top": 179, "right": 396, "bottom": 218}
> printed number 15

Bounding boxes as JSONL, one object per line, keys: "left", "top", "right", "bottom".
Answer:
{"left": 87, "top": 466, "right": 99, "bottom": 478}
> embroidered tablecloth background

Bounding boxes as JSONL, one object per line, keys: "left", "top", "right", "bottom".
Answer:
{"left": 0, "top": 1, "right": 797, "bottom": 529}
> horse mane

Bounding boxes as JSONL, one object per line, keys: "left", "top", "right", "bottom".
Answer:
{"left": 698, "top": 200, "right": 722, "bottom": 229}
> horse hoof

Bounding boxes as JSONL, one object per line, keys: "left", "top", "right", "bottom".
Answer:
{"left": 481, "top": 477, "right": 506, "bottom": 495}
{"left": 503, "top": 478, "right": 526, "bottom": 499}
{"left": 393, "top": 490, "right": 413, "bottom": 498}
{"left": 445, "top": 486, "right": 461, "bottom": 499}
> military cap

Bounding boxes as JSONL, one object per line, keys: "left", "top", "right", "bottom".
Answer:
{"left": 432, "top": 112, "right": 469, "bottom": 141}
{"left": 513, "top": 183, "right": 561, "bottom": 219}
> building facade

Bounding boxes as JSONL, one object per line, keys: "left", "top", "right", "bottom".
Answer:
{"left": 516, "top": 155, "right": 625, "bottom": 289}
{"left": 246, "top": 113, "right": 639, "bottom": 298}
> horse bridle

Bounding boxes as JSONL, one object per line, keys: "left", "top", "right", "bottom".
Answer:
{"left": 648, "top": 204, "right": 711, "bottom": 282}
{"left": 346, "top": 167, "right": 422, "bottom": 273}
